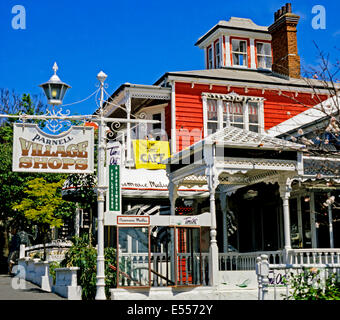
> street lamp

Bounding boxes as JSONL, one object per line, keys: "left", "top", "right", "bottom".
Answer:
{"left": 39, "top": 62, "right": 71, "bottom": 105}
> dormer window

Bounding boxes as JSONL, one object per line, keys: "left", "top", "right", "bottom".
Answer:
{"left": 231, "top": 38, "right": 248, "bottom": 67}
{"left": 256, "top": 42, "right": 272, "bottom": 69}
{"left": 214, "top": 40, "right": 221, "bottom": 68}
{"left": 207, "top": 46, "right": 213, "bottom": 69}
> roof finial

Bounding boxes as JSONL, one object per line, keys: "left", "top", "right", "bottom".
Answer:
{"left": 52, "top": 62, "right": 58, "bottom": 75}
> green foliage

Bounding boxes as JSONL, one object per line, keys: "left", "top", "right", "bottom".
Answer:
{"left": 12, "top": 177, "right": 68, "bottom": 228}
{"left": 284, "top": 268, "right": 340, "bottom": 300}
{"left": 49, "top": 261, "right": 61, "bottom": 285}
{"left": 0, "top": 92, "right": 72, "bottom": 233}
{"left": 61, "top": 234, "right": 116, "bottom": 300}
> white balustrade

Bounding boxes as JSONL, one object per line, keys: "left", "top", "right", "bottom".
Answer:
{"left": 257, "top": 253, "right": 340, "bottom": 300}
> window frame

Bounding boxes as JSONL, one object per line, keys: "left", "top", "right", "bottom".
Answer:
{"left": 207, "top": 45, "right": 213, "bottom": 69}
{"left": 214, "top": 39, "right": 221, "bottom": 69}
{"left": 255, "top": 40, "right": 272, "bottom": 70}
{"left": 230, "top": 37, "right": 250, "bottom": 68}
{"left": 203, "top": 96, "right": 264, "bottom": 136}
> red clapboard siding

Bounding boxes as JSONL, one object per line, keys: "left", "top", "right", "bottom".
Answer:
{"left": 172, "top": 82, "right": 329, "bottom": 151}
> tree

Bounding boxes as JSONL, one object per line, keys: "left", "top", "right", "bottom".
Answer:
{"left": 12, "top": 177, "right": 75, "bottom": 259}
{"left": 0, "top": 91, "right": 75, "bottom": 261}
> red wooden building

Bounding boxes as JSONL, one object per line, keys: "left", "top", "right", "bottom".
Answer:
{"left": 101, "top": 3, "right": 339, "bottom": 291}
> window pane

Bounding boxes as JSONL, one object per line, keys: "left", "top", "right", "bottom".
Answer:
{"left": 152, "top": 113, "right": 161, "bottom": 130}
{"left": 229, "top": 102, "right": 244, "bottom": 128}
{"left": 258, "top": 56, "right": 265, "bottom": 68}
{"left": 257, "top": 42, "right": 264, "bottom": 54}
{"left": 248, "top": 102, "right": 259, "bottom": 125}
{"left": 265, "top": 56, "right": 272, "bottom": 69}
{"left": 208, "top": 47, "right": 213, "bottom": 68}
{"left": 239, "top": 41, "right": 247, "bottom": 53}
{"left": 207, "top": 122, "right": 217, "bottom": 134}
{"left": 249, "top": 124, "right": 259, "bottom": 133}
{"left": 232, "top": 40, "right": 247, "bottom": 53}
{"left": 233, "top": 53, "right": 247, "bottom": 66}
{"left": 263, "top": 43, "right": 271, "bottom": 56}
{"left": 215, "top": 42, "right": 220, "bottom": 54}
{"left": 118, "top": 227, "right": 149, "bottom": 287}
{"left": 207, "top": 100, "right": 217, "bottom": 120}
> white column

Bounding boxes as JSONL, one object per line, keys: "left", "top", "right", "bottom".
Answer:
{"left": 95, "top": 71, "right": 108, "bottom": 300}
{"left": 217, "top": 99, "right": 223, "bottom": 130}
{"left": 125, "top": 92, "right": 132, "bottom": 166}
{"left": 207, "top": 165, "right": 219, "bottom": 287}
{"left": 327, "top": 193, "right": 335, "bottom": 248}
{"left": 202, "top": 96, "right": 208, "bottom": 138}
{"left": 279, "top": 180, "right": 292, "bottom": 251}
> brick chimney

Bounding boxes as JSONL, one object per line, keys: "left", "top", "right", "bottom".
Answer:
{"left": 268, "top": 3, "right": 301, "bottom": 78}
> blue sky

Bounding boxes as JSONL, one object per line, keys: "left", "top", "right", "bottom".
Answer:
{"left": 0, "top": 0, "right": 339, "bottom": 115}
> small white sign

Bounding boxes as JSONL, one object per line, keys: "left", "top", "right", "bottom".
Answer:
{"left": 117, "top": 216, "right": 150, "bottom": 225}
{"left": 12, "top": 123, "right": 94, "bottom": 174}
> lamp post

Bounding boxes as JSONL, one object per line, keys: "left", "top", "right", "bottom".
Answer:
{"left": 95, "top": 70, "right": 108, "bottom": 300}
{"left": 6, "top": 62, "right": 160, "bottom": 300}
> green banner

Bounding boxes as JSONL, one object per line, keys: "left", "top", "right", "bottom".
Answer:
{"left": 109, "top": 164, "right": 120, "bottom": 212}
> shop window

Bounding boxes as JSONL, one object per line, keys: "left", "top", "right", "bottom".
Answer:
{"left": 116, "top": 226, "right": 202, "bottom": 288}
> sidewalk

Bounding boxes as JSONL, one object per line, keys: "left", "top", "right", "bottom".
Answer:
{"left": 0, "top": 274, "right": 65, "bottom": 300}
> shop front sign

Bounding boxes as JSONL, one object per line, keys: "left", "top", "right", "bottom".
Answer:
{"left": 12, "top": 123, "right": 94, "bottom": 174}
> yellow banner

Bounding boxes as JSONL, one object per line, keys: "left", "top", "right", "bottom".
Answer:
{"left": 132, "top": 140, "right": 170, "bottom": 169}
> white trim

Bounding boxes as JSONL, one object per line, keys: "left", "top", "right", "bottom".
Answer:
{"left": 202, "top": 93, "right": 265, "bottom": 134}
{"left": 171, "top": 81, "right": 176, "bottom": 153}
{"left": 249, "top": 38, "right": 256, "bottom": 69}
{"left": 255, "top": 41, "right": 272, "bottom": 71}
{"left": 217, "top": 99, "right": 223, "bottom": 130}
{"left": 224, "top": 35, "right": 231, "bottom": 67}
{"left": 211, "top": 42, "right": 215, "bottom": 69}
{"left": 202, "top": 96, "right": 208, "bottom": 138}
{"left": 258, "top": 100, "right": 265, "bottom": 134}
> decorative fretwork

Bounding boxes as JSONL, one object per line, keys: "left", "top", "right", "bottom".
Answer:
{"left": 44, "top": 105, "right": 71, "bottom": 134}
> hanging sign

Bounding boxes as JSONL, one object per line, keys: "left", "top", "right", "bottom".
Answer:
{"left": 106, "top": 141, "right": 122, "bottom": 213}
{"left": 12, "top": 123, "right": 94, "bottom": 174}
{"left": 132, "top": 140, "right": 170, "bottom": 169}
